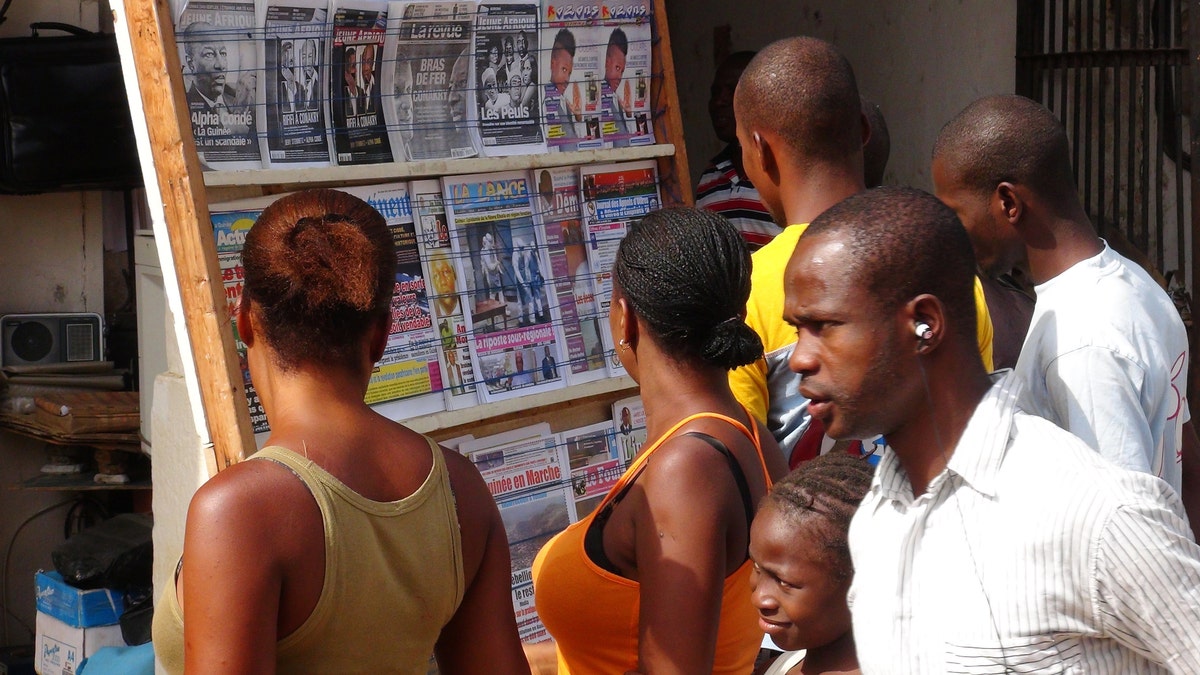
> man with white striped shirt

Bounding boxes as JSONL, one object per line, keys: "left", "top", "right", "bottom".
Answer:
{"left": 785, "top": 186, "right": 1200, "bottom": 673}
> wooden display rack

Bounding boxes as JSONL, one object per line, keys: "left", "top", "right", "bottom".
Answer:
{"left": 114, "top": 0, "right": 692, "bottom": 472}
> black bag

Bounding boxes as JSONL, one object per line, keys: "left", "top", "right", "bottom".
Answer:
{"left": 0, "top": 21, "right": 142, "bottom": 194}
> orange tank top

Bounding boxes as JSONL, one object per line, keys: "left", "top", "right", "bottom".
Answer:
{"left": 532, "top": 411, "right": 771, "bottom": 675}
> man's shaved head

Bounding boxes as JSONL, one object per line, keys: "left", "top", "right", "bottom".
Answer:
{"left": 933, "top": 94, "right": 1077, "bottom": 202}
{"left": 734, "top": 36, "right": 862, "bottom": 165}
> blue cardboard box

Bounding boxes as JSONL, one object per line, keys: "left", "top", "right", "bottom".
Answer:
{"left": 34, "top": 571, "right": 123, "bottom": 628}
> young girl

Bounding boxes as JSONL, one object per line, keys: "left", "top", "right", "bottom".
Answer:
{"left": 749, "top": 452, "right": 875, "bottom": 675}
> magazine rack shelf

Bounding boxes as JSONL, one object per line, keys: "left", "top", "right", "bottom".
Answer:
{"left": 407, "top": 375, "right": 635, "bottom": 440}
{"left": 116, "top": 0, "right": 690, "bottom": 471}
{"left": 204, "top": 145, "right": 677, "bottom": 189}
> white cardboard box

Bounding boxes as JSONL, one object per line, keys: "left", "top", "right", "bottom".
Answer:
{"left": 35, "top": 611, "right": 124, "bottom": 675}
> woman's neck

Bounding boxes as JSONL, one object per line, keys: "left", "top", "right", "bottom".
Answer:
{"left": 636, "top": 353, "right": 743, "bottom": 442}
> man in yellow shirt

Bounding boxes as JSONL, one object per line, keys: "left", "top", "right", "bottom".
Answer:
{"left": 729, "top": 37, "right": 993, "bottom": 465}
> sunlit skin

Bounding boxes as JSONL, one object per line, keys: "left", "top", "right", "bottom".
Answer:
{"left": 749, "top": 504, "right": 858, "bottom": 674}
{"left": 783, "top": 236, "right": 911, "bottom": 442}
{"left": 931, "top": 157, "right": 1025, "bottom": 277}
{"left": 733, "top": 113, "right": 784, "bottom": 225}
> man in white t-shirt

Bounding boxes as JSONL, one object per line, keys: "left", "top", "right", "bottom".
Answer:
{"left": 933, "top": 94, "right": 1200, "bottom": 537}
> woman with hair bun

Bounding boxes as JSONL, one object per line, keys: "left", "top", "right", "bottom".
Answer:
{"left": 152, "top": 189, "right": 530, "bottom": 675}
{"left": 530, "top": 207, "right": 788, "bottom": 675}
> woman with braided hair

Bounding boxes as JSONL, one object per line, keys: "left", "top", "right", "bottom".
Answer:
{"left": 152, "top": 189, "right": 530, "bottom": 674}
{"left": 749, "top": 452, "right": 874, "bottom": 675}
{"left": 530, "top": 207, "right": 788, "bottom": 675}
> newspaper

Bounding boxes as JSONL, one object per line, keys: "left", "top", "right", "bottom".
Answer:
{"left": 531, "top": 166, "right": 607, "bottom": 386}
{"left": 539, "top": 1, "right": 605, "bottom": 151}
{"left": 611, "top": 394, "right": 647, "bottom": 465}
{"left": 442, "top": 171, "right": 567, "bottom": 404}
{"left": 176, "top": 0, "right": 262, "bottom": 170}
{"left": 411, "top": 179, "right": 479, "bottom": 410}
{"left": 342, "top": 182, "right": 447, "bottom": 419}
{"left": 461, "top": 429, "right": 574, "bottom": 643}
{"left": 473, "top": 1, "right": 546, "bottom": 156}
{"left": 561, "top": 420, "right": 623, "bottom": 518}
{"left": 330, "top": 1, "right": 395, "bottom": 165}
{"left": 597, "top": 1, "right": 654, "bottom": 147}
{"left": 262, "top": 0, "right": 332, "bottom": 167}
{"left": 383, "top": 1, "right": 480, "bottom": 161}
{"left": 579, "top": 160, "right": 661, "bottom": 377}
{"left": 210, "top": 196, "right": 283, "bottom": 434}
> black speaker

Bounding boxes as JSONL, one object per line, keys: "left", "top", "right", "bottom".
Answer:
{"left": 0, "top": 313, "right": 103, "bottom": 366}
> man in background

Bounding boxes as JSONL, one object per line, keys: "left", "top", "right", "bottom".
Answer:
{"left": 933, "top": 94, "right": 1200, "bottom": 535}
{"left": 729, "top": 37, "right": 992, "bottom": 466}
{"left": 695, "top": 51, "right": 778, "bottom": 250}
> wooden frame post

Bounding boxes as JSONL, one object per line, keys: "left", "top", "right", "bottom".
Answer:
{"left": 116, "top": 0, "right": 255, "bottom": 472}
{"left": 651, "top": 0, "right": 692, "bottom": 206}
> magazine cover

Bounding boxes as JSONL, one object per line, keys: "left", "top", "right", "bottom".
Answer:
{"left": 474, "top": 1, "right": 546, "bottom": 156}
{"left": 383, "top": 1, "right": 480, "bottom": 161}
{"left": 579, "top": 160, "right": 660, "bottom": 377}
{"left": 342, "top": 182, "right": 447, "bottom": 419}
{"left": 330, "top": 1, "right": 395, "bottom": 165}
{"left": 262, "top": 0, "right": 332, "bottom": 166}
{"left": 561, "top": 420, "right": 622, "bottom": 518}
{"left": 461, "top": 430, "right": 573, "bottom": 643}
{"left": 210, "top": 195, "right": 285, "bottom": 434}
{"left": 442, "top": 171, "right": 567, "bottom": 403}
{"left": 610, "top": 393, "right": 646, "bottom": 465}
{"left": 539, "top": 1, "right": 605, "bottom": 151}
{"left": 176, "top": 0, "right": 263, "bottom": 170}
{"left": 411, "top": 179, "right": 479, "bottom": 410}
{"left": 531, "top": 166, "right": 607, "bottom": 385}
{"left": 597, "top": 1, "right": 654, "bottom": 147}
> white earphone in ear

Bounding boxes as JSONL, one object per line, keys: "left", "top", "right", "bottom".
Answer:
{"left": 914, "top": 322, "right": 933, "bottom": 341}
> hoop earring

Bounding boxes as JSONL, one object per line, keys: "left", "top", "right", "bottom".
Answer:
{"left": 618, "top": 338, "right": 631, "bottom": 352}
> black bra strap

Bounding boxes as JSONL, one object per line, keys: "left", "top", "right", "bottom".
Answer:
{"left": 681, "top": 431, "right": 755, "bottom": 533}
{"left": 583, "top": 430, "right": 756, "bottom": 575}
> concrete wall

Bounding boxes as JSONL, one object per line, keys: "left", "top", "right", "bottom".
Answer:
{"left": 665, "top": 0, "right": 1017, "bottom": 192}
{"left": 0, "top": 0, "right": 110, "bottom": 649}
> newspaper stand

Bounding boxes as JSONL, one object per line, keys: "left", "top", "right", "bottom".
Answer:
{"left": 111, "top": 0, "right": 691, "bottom": 469}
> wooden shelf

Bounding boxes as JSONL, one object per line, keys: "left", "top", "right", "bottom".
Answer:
{"left": 203, "top": 144, "right": 677, "bottom": 188}
{"left": 405, "top": 375, "right": 637, "bottom": 438}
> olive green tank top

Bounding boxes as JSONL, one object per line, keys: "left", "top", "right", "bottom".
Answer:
{"left": 152, "top": 438, "right": 465, "bottom": 673}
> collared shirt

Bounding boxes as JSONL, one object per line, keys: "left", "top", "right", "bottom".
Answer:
{"left": 849, "top": 371, "right": 1200, "bottom": 674}
{"left": 695, "top": 145, "right": 781, "bottom": 250}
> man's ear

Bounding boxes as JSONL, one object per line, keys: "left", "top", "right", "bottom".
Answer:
{"left": 995, "top": 182, "right": 1025, "bottom": 226}
{"left": 754, "top": 130, "right": 781, "bottom": 185}
{"left": 860, "top": 110, "right": 872, "bottom": 150}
